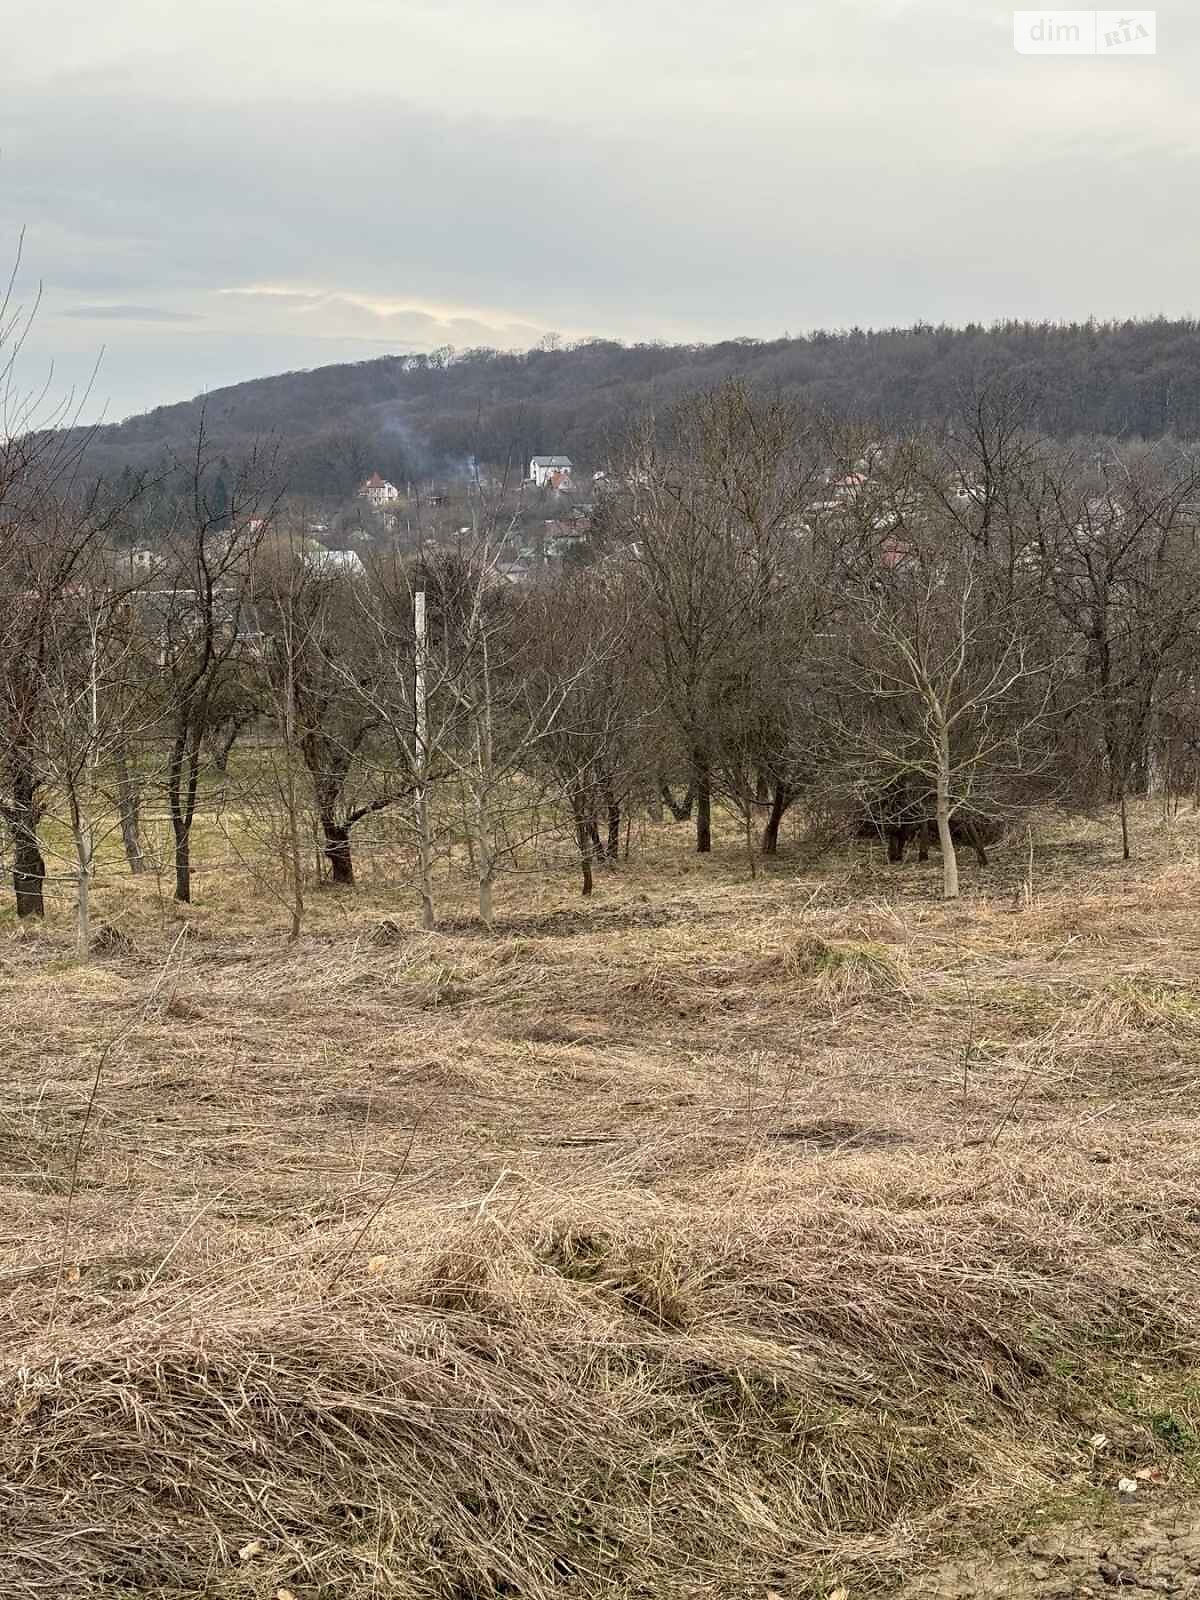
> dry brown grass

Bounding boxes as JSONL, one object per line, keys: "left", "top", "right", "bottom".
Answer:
{"left": 4, "top": 805, "right": 1200, "bottom": 1596}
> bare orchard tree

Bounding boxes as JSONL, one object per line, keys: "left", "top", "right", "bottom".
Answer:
{"left": 517, "top": 563, "right": 642, "bottom": 897}
{"left": 256, "top": 533, "right": 408, "bottom": 895}
{"left": 623, "top": 381, "right": 825, "bottom": 853}
{"left": 0, "top": 235, "right": 129, "bottom": 916}
{"left": 155, "top": 428, "right": 278, "bottom": 903}
{"left": 822, "top": 521, "right": 1064, "bottom": 900}
{"left": 348, "top": 551, "right": 457, "bottom": 930}
{"left": 437, "top": 551, "right": 610, "bottom": 924}
{"left": 1036, "top": 442, "right": 1200, "bottom": 857}
{"left": 28, "top": 548, "right": 155, "bottom": 952}
{"left": 360, "top": 544, "right": 607, "bottom": 926}
{"left": 0, "top": 493, "right": 126, "bottom": 918}
{"left": 705, "top": 478, "right": 847, "bottom": 864}
{"left": 707, "top": 600, "right": 815, "bottom": 873}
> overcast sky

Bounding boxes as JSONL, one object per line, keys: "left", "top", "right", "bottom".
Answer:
{"left": 3, "top": 1, "right": 1197, "bottom": 421}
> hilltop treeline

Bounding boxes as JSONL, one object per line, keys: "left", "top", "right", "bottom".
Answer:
{"left": 70, "top": 318, "right": 1200, "bottom": 500}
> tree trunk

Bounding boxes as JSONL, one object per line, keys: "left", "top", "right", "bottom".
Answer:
{"left": 660, "top": 781, "right": 694, "bottom": 822}
{"left": 936, "top": 727, "right": 959, "bottom": 901}
{"left": 173, "top": 823, "right": 191, "bottom": 905}
{"left": 1125, "top": 738, "right": 1150, "bottom": 799}
{"left": 760, "top": 784, "right": 789, "bottom": 855}
{"left": 1119, "top": 789, "right": 1131, "bottom": 862}
{"left": 113, "top": 745, "right": 146, "bottom": 874}
{"left": 276, "top": 639, "right": 305, "bottom": 939}
{"left": 211, "top": 714, "right": 251, "bottom": 776}
{"left": 71, "top": 799, "right": 91, "bottom": 957}
{"left": 964, "top": 820, "right": 989, "bottom": 867}
{"left": 573, "top": 801, "right": 594, "bottom": 898}
{"left": 321, "top": 817, "right": 355, "bottom": 886}
{"left": 168, "top": 720, "right": 202, "bottom": 905}
{"left": 693, "top": 751, "right": 712, "bottom": 854}
{"left": 76, "top": 849, "right": 90, "bottom": 955}
{"left": 605, "top": 791, "right": 621, "bottom": 864}
{"left": 11, "top": 763, "right": 45, "bottom": 918}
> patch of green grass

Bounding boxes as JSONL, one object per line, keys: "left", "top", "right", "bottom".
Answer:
{"left": 1149, "top": 1409, "right": 1196, "bottom": 1453}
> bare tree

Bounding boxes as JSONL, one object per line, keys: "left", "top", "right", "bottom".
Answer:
{"left": 256, "top": 536, "right": 407, "bottom": 892}
{"left": 823, "top": 520, "right": 1062, "bottom": 899}
{"left": 623, "top": 382, "right": 823, "bottom": 852}
{"left": 155, "top": 426, "right": 277, "bottom": 903}
{"left": 31, "top": 549, "right": 156, "bottom": 951}
{"left": 518, "top": 564, "right": 641, "bottom": 896}
{"left": 0, "top": 236, "right": 125, "bottom": 917}
{"left": 1036, "top": 443, "right": 1200, "bottom": 857}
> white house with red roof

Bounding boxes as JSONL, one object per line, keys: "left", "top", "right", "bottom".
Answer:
{"left": 357, "top": 472, "right": 401, "bottom": 506}
{"left": 529, "top": 455, "right": 572, "bottom": 488}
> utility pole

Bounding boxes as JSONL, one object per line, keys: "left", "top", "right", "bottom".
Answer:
{"left": 414, "top": 585, "right": 435, "bottom": 930}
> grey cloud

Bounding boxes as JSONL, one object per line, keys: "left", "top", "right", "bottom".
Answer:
{"left": 2, "top": 0, "right": 1198, "bottom": 418}
{"left": 61, "top": 303, "right": 202, "bottom": 322}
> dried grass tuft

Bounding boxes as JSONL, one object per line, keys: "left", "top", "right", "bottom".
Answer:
{"left": 89, "top": 921, "right": 134, "bottom": 957}
{"left": 1073, "top": 975, "right": 1200, "bottom": 1039}
{"left": 768, "top": 934, "right": 909, "bottom": 1008}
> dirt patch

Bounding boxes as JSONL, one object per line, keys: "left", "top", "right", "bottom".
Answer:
{"left": 903, "top": 1502, "right": 1200, "bottom": 1597}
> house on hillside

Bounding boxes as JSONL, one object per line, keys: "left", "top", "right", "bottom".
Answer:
{"left": 128, "top": 547, "right": 166, "bottom": 578}
{"left": 357, "top": 472, "right": 401, "bottom": 507}
{"left": 832, "top": 473, "right": 868, "bottom": 501}
{"left": 529, "top": 455, "right": 572, "bottom": 488}
{"left": 880, "top": 535, "right": 918, "bottom": 571}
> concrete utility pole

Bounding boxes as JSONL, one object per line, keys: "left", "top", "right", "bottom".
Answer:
{"left": 414, "top": 586, "right": 435, "bottom": 930}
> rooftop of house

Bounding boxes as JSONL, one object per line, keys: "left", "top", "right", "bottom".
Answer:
{"left": 531, "top": 455, "right": 572, "bottom": 468}
{"left": 133, "top": 588, "right": 263, "bottom": 642}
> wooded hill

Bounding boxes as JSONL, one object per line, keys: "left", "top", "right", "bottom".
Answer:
{"left": 73, "top": 317, "right": 1200, "bottom": 498}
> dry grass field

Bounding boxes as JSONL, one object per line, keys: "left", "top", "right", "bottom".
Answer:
{"left": 5, "top": 805, "right": 1200, "bottom": 1598}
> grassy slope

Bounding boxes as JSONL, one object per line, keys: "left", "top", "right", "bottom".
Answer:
{"left": 3, "top": 807, "right": 1200, "bottom": 1597}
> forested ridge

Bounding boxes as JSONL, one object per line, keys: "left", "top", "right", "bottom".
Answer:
{"left": 73, "top": 318, "right": 1200, "bottom": 494}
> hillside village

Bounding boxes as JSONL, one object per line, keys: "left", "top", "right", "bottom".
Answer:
{"left": 115, "top": 428, "right": 1143, "bottom": 602}
{"left": 123, "top": 452, "right": 596, "bottom": 587}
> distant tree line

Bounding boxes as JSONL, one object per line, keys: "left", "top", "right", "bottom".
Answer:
{"left": 59, "top": 317, "right": 1200, "bottom": 515}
